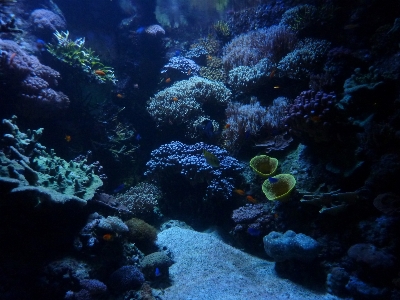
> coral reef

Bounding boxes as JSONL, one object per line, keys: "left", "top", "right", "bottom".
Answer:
{"left": 1, "top": 116, "right": 103, "bottom": 200}
{"left": 115, "top": 182, "right": 162, "bottom": 221}
{"left": 222, "top": 25, "right": 297, "bottom": 71}
{"left": 283, "top": 90, "right": 339, "bottom": 144}
{"left": 29, "top": 9, "right": 66, "bottom": 37}
{"left": 223, "top": 99, "right": 284, "bottom": 151}
{"left": 263, "top": 230, "right": 319, "bottom": 262}
{"left": 0, "top": 39, "right": 70, "bottom": 117}
{"left": 147, "top": 76, "right": 231, "bottom": 137}
{"left": 47, "top": 30, "right": 116, "bottom": 84}
{"left": 161, "top": 56, "right": 200, "bottom": 80}
{"left": 277, "top": 38, "right": 331, "bottom": 80}
{"left": 279, "top": 4, "right": 317, "bottom": 33}
{"left": 125, "top": 217, "right": 158, "bottom": 250}
{"left": 108, "top": 265, "right": 145, "bottom": 292}
{"left": 140, "top": 251, "right": 173, "bottom": 280}
{"left": 145, "top": 141, "right": 243, "bottom": 201}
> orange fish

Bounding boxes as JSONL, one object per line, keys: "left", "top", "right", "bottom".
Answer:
{"left": 187, "top": 69, "right": 191, "bottom": 75}
{"left": 165, "top": 78, "right": 171, "bottom": 83}
{"left": 246, "top": 195, "right": 257, "bottom": 203}
{"left": 234, "top": 189, "right": 246, "bottom": 196}
{"left": 207, "top": 55, "right": 212, "bottom": 60}
{"left": 273, "top": 86, "right": 280, "bottom": 89}
{"left": 116, "top": 93, "right": 125, "bottom": 99}
{"left": 172, "top": 97, "right": 178, "bottom": 102}
{"left": 65, "top": 135, "right": 71, "bottom": 142}
{"left": 102, "top": 233, "right": 114, "bottom": 241}
{"left": 94, "top": 70, "right": 106, "bottom": 76}
{"left": 9, "top": 52, "right": 16, "bottom": 65}
{"left": 269, "top": 69, "right": 276, "bottom": 78}
{"left": 310, "top": 115, "right": 321, "bottom": 123}
{"left": 224, "top": 124, "right": 231, "bottom": 129}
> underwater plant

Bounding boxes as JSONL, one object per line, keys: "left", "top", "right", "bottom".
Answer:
{"left": 47, "top": 30, "right": 117, "bottom": 84}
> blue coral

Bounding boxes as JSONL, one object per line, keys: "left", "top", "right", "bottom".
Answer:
{"left": 145, "top": 141, "right": 243, "bottom": 200}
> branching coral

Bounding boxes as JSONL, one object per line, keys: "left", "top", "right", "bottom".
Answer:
{"left": 147, "top": 76, "right": 231, "bottom": 137}
{"left": 277, "top": 38, "right": 331, "bottom": 80}
{"left": 222, "top": 25, "right": 297, "bottom": 71}
{"left": 47, "top": 30, "right": 117, "bottom": 84}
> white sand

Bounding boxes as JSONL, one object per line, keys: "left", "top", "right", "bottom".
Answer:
{"left": 156, "top": 227, "right": 340, "bottom": 300}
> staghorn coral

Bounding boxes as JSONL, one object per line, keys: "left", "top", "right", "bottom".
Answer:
{"left": 147, "top": 76, "right": 231, "bottom": 137}
{"left": 115, "top": 182, "right": 162, "bottom": 220}
{"left": 144, "top": 24, "right": 165, "bottom": 36}
{"left": 161, "top": 56, "right": 200, "bottom": 79}
{"left": 200, "top": 56, "right": 226, "bottom": 82}
{"left": 222, "top": 25, "right": 297, "bottom": 71}
{"left": 277, "top": 38, "right": 331, "bottom": 80}
{"left": 0, "top": 39, "right": 70, "bottom": 117}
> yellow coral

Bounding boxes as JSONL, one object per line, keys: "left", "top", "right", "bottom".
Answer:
{"left": 262, "top": 174, "right": 296, "bottom": 202}
{"left": 250, "top": 155, "right": 278, "bottom": 178}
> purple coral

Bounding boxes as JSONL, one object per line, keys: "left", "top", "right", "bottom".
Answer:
{"left": 109, "top": 265, "right": 145, "bottom": 292}
{"left": 29, "top": 9, "right": 66, "bottom": 37}
{"left": 0, "top": 39, "right": 69, "bottom": 117}
{"left": 232, "top": 204, "right": 276, "bottom": 236}
{"left": 283, "top": 90, "right": 338, "bottom": 144}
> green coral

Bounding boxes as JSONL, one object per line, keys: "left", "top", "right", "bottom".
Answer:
{"left": 0, "top": 116, "right": 103, "bottom": 201}
{"left": 214, "top": 20, "right": 231, "bottom": 40}
{"left": 47, "top": 30, "right": 117, "bottom": 84}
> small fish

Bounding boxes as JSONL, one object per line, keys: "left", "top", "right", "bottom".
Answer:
{"left": 136, "top": 133, "right": 142, "bottom": 141}
{"left": 310, "top": 115, "right": 321, "bottom": 123}
{"left": 102, "top": 233, "right": 114, "bottom": 241}
{"left": 165, "top": 78, "right": 171, "bottom": 83}
{"left": 133, "top": 83, "right": 139, "bottom": 89}
{"left": 36, "top": 39, "right": 46, "bottom": 51}
{"left": 172, "top": 97, "right": 178, "bottom": 101}
{"left": 247, "top": 227, "right": 261, "bottom": 236}
{"left": 203, "top": 149, "right": 220, "bottom": 167}
{"left": 207, "top": 55, "right": 212, "bottom": 60}
{"left": 136, "top": 26, "right": 145, "bottom": 34}
{"left": 174, "top": 50, "right": 181, "bottom": 57}
{"left": 187, "top": 69, "right": 191, "bottom": 75}
{"left": 155, "top": 267, "right": 162, "bottom": 277}
{"left": 273, "top": 86, "right": 280, "bottom": 89}
{"left": 116, "top": 93, "right": 125, "bottom": 98}
{"left": 224, "top": 124, "right": 231, "bottom": 129}
{"left": 246, "top": 195, "right": 257, "bottom": 203}
{"left": 269, "top": 69, "right": 276, "bottom": 78}
{"left": 233, "top": 189, "right": 246, "bottom": 196}
{"left": 268, "top": 177, "right": 279, "bottom": 184}
{"left": 65, "top": 135, "right": 71, "bottom": 142}
{"left": 9, "top": 52, "right": 16, "bottom": 65}
{"left": 95, "top": 70, "right": 106, "bottom": 76}
{"left": 113, "top": 183, "right": 125, "bottom": 194}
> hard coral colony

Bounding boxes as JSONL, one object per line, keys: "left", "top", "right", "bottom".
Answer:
{"left": 0, "top": 1, "right": 399, "bottom": 300}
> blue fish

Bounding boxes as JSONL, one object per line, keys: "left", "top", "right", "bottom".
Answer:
{"left": 268, "top": 177, "right": 279, "bottom": 184}
{"left": 247, "top": 227, "right": 261, "bottom": 236}
{"left": 113, "top": 184, "right": 125, "bottom": 194}
{"left": 174, "top": 50, "right": 181, "bottom": 57}
{"left": 36, "top": 39, "right": 46, "bottom": 51}
{"left": 155, "top": 267, "right": 162, "bottom": 277}
{"left": 136, "top": 26, "right": 145, "bottom": 34}
{"left": 136, "top": 134, "right": 141, "bottom": 141}
{"left": 196, "top": 120, "right": 220, "bottom": 139}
